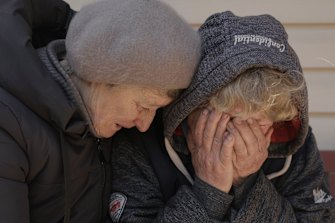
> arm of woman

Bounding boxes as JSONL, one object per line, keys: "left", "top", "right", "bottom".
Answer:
{"left": 110, "top": 130, "right": 234, "bottom": 223}
{"left": 0, "top": 132, "right": 29, "bottom": 223}
{"left": 228, "top": 129, "right": 335, "bottom": 222}
{"left": 0, "top": 103, "right": 30, "bottom": 223}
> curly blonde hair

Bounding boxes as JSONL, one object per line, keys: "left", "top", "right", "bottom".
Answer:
{"left": 209, "top": 68, "right": 304, "bottom": 122}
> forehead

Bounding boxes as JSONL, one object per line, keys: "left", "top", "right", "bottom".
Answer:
{"left": 136, "top": 87, "right": 173, "bottom": 106}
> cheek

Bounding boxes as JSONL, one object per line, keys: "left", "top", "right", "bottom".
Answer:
{"left": 114, "top": 104, "right": 139, "bottom": 123}
{"left": 92, "top": 100, "right": 118, "bottom": 127}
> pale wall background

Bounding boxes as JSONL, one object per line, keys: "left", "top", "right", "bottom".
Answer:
{"left": 64, "top": 0, "right": 335, "bottom": 151}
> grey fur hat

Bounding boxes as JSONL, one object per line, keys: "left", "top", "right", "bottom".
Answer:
{"left": 164, "top": 11, "right": 308, "bottom": 157}
{"left": 65, "top": 0, "right": 201, "bottom": 89}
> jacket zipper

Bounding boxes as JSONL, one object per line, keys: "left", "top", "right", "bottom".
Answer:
{"left": 96, "top": 138, "right": 106, "bottom": 222}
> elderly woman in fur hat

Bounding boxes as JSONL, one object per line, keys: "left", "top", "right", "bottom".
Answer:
{"left": 0, "top": 0, "right": 200, "bottom": 222}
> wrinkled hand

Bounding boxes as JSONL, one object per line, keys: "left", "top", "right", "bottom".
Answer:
{"left": 187, "top": 109, "right": 235, "bottom": 193}
{"left": 227, "top": 118, "right": 273, "bottom": 185}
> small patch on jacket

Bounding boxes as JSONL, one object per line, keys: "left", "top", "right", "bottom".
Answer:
{"left": 109, "top": 192, "right": 127, "bottom": 223}
{"left": 313, "top": 188, "right": 333, "bottom": 203}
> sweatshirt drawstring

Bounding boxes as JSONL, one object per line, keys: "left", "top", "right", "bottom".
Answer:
{"left": 60, "top": 131, "right": 71, "bottom": 223}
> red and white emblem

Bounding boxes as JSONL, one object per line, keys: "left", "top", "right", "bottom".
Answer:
{"left": 109, "top": 193, "right": 127, "bottom": 223}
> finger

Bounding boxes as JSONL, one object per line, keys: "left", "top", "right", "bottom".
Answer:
{"left": 232, "top": 150, "right": 237, "bottom": 165}
{"left": 227, "top": 121, "right": 247, "bottom": 156}
{"left": 246, "top": 118, "right": 266, "bottom": 152}
{"left": 202, "top": 110, "right": 223, "bottom": 152}
{"left": 212, "top": 114, "right": 230, "bottom": 150}
{"left": 186, "top": 131, "right": 196, "bottom": 154}
{"left": 264, "top": 127, "right": 274, "bottom": 150}
{"left": 193, "top": 109, "right": 209, "bottom": 147}
{"left": 220, "top": 132, "right": 234, "bottom": 162}
{"left": 233, "top": 118, "right": 258, "bottom": 155}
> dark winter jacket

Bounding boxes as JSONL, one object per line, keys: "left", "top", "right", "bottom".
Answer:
{"left": 0, "top": 1, "right": 112, "bottom": 222}
{"left": 110, "top": 12, "right": 335, "bottom": 222}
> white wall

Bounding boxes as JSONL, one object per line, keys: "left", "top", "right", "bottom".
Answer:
{"left": 64, "top": 0, "right": 335, "bottom": 150}
{"left": 65, "top": 0, "right": 95, "bottom": 10}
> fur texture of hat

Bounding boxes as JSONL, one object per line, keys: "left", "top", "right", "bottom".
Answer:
{"left": 65, "top": 0, "right": 201, "bottom": 89}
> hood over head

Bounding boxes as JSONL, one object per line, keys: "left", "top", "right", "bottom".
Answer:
{"left": 163, "top": 11, "right": 309, "bottom": 157}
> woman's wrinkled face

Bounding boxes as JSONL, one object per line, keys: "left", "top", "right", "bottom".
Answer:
{"left": 89, "top": 85, "right": 173, "bottom": 138}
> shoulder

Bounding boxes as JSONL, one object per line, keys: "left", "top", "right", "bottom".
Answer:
{"left": 0, "top": 88, "right": 57, "bottom": 180}
{"left": 279, "top": 127, "right": 324, "bottom": 183}
{"left": 292, "top": 127, "right": 321, "bottom": 166}
{"left": 0, "top": 89, "right": 30, "bottom": 181}
{"left": 0, "top": 88, "right": 30, "bottom": 148}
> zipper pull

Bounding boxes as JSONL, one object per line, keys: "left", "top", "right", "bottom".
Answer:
{"left": 96, "top": 138, "right": 105, "bottom": 165}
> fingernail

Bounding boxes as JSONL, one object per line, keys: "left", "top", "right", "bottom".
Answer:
{"left": 223, "top": 131, "right": 229, "bottom": 138}
{"left": 228, "top": 122, "right": 234, "bottom": 130}
{"left": 202, "top": 109, "right": 208, "bottom": 116}
{"left": 247, "top": 118, "right": 253, "bottom": 124}
{"left": 223, "top": 114, "right": 230, "bottom": 121}
{"left": 226, "top": 134, "right": 233, "bottom": 141}
{"left": 234, "top": 117, "right": 242, "bottom": 124}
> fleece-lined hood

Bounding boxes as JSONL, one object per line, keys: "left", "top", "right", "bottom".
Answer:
{"left": 164, "top": 11, "right": 309, "bottom": 158}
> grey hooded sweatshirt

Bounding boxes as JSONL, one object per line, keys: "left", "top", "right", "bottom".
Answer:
{"left": 110, "top": 11, "right": 335, "bottom": 222}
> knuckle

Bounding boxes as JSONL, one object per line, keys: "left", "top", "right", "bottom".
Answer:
{"left": 213, "top": 136, "right": 222, "bottom": 144}
{"left": 203, "top": 132, "right": 211, "bottom": 139}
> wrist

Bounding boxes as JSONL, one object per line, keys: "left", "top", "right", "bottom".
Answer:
{"left": 197, "top": 174, "right": 232, "bottom": 193}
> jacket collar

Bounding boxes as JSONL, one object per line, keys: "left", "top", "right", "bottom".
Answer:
{"left": 36, "top": 40, "right": 91, "bottom": 137}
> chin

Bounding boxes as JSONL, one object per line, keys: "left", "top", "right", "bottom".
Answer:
{"left": 94, "top": 127, "right": 116, "bottom": 139}
{"left": 103, "top": 129, "right": 119, "bottom": 138}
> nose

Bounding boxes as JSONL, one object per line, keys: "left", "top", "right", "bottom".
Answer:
{"left": 134, "top": 110, "right": 156, "bottom": 132}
